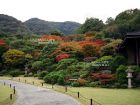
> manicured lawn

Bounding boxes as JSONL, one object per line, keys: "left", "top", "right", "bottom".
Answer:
{"left": 0, "top": 84, "right": 16, "bottom": 105}
{"left": 1, "top": 76, "right": 140, "bottom": 105}
{"left": 67, "top": 87, "right": 140, "bottom": 105}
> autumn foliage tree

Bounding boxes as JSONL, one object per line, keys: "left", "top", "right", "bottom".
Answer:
{"left": 82, "top": 44, "right": 97, "bottom": 57}
{"left": 3, "top": 49, "right": 25, "bottom": 66}
{"left": 53, "top": 42, "right": 82, "bottom": 56}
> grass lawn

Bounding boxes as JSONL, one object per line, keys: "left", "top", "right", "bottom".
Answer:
{"left": 0, "top": 84, "right": 16, "bottom": 105}
{"left": 1, "top": 76, "right": 140, "bottom": 105}
{"left": 67, "top": 87, "right": 140, "bottom": 105}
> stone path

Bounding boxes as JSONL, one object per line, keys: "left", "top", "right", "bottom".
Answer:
{"left": 0, "top": 80, "right": 82, "bottom": 105}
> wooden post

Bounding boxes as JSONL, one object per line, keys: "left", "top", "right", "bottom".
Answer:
{"left": 90, "top": 98, "right": 93, "bottom": 105}
{"left": 33, "top": 81, "right": 34, "bottom": 85}
{"left": 65, "top": 86, "right": 67, "bottom": 92}
{"left": 13, "top": 86, "right": 15, "bottom": 94}
{"left": 4, "top": 82, "right": 5, "bottom": 85}
{"left": 78, "top": 92, "right": 79, "bottom": 98}
{"left": 42, "top": 83, "right": 43, "bottom": 86}
{"left": 10, "top": 94, "right": 12, "bottom": 100}
{"left": 10, "top": 84, "right": 11, "bottom": 88}
{"left": 19, "top": 78, "right": 20, "bottom": 82}
{"left": 25, "top": 80, "right": 26, "bottom": 83}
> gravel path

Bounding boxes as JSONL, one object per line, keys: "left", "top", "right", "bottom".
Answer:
{"left": 0, "top": 80, "right": 82, "bottom": 105}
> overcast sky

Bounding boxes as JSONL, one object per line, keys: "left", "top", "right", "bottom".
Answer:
{"left": 0, "top": 0, "right": 139, "bottom": 23}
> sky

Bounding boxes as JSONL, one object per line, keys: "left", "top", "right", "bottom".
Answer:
{"left": 0, "top": 0, "right": 140, "bottom": 23}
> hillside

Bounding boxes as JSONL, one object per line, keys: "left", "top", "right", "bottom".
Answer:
{"left": 24, "top": 18, "right": 81, "bottom": 35}
{"left": 0, "top": 14, "right": 32, "bottom": 35}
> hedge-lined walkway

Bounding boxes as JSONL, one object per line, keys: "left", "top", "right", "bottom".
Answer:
{"left": 0, "top": 80, "right": 82, "bottom": 105}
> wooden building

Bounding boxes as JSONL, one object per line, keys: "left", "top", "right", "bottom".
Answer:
{"left": 118, "top": 32, "right": 140, "bottom": 65}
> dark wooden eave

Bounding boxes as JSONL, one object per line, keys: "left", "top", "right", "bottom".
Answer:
{"left": 118, "top": 32, "right": 140, "bottom": 50}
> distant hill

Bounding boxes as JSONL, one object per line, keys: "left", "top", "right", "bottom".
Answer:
{"left": 24, "top": 18, "right": 81, "bottom": 35}
{"left": 0, "top": 14, "right": 32, "bottom": 35}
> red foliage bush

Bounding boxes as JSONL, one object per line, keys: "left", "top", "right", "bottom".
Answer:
{"left": 91, "top": 73, "right": 115, "bottom": 80}
{"left": 78, "top": 40, "right": 105, "bottom": 47}
{"left": 100, "top": 79, "right": 114, "bottom": 84}
{"left": 0, "top": 39, "right": 6, "bottom": 46}
{"left": 91, "top": 73, "right": 116, "bottom": 85}
{"left": 56, "top": 53, "right": 70, "bottom": 62}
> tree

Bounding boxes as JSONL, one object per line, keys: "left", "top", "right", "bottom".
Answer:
{"left": 130, "top": 12, "right": 140, "bottom": 31}
{"left": 82, "top": 44, "right": 97, "bottom": 57}
{"left": 79, "top": 18, "right": 104, "bottom": 33}
{"left": 32, "top": 61, "right": 44, "bottom": 71}
{"left": 3, "top": 49, "right": 25, "bottom": 66}
{"left": 100, "top": 39, "right": 122, "bottom": 56}
{"left": 53, "top": 42, "right": 81, "bottom": 57}
{"left": 41, "top": 42, "right": 58, "bottom": 58}
{"left": 50, "top": 30, "right": 63, "bottom": 36}
{"left": 105, "top": 17, "right": 114, "bottom": 25}
{"left": 104, "top": 9, "right": 140, "bottom": 38}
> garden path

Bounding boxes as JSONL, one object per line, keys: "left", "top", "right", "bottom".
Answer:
{"left": 0, "top": 80, "right": 82, "bottom": 105}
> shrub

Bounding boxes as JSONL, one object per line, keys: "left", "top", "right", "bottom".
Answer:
{"left": 32, "top": 61, "right": 44, "bottom": 71}
{"left": 77, "top": 78, "right": 87, "bottom": 86}
{"left": 89, "top": 81, "right": 100, "bottom": 87}
{"left": 116, "top": 65, "right": 127, "bottom": 84}
{"left": 93, "top": 56, "right": 113, "bottom": 69}
{"left": 9, "top": 70, "right": 23, "bottom": 77}
{"left": 131, "top": 65, "right": 140, "bottom": 72}
{"left": 91, "top": 73, "right": 116, "bottom": 85}
{"left": 71, "top": 72, "right": 80, "bottom": 78}
{"left": 114, "top": 83, "right": 128, "bottom": 88}
{"left": 56, "top": 58, "right": 78, "bottom": 71}
{"left": 38, "top": 71, "right": 48, "bottom": 79}
{"left": 91, "top": 73, "right": 115, "bottom": 80}
{"left": 57, "top": 76, "right": 65, "bottom": 85}
{"left": 56, "top": 53, "right": 70, "bottom": 62}
{"left": 100, "top": 79, "right": 115, "bottom": 85}
{"left": 43, "top": 71, "right": 66, "bottom": 84}
{"left": 43, "top": 75, "right": 52, "bottom": 84}
{"left": 110, "top": 55, "right": 127, "bottom": 72}
{"left": 80, "top": 71, "right": 89, "bottom": 78}
{"left": 71, "top": 82, "right": 80, "bottom": 87}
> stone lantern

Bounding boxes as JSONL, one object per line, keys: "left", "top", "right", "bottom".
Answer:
{"left": 126, "top": 66, "right": 133, "bottom": 88}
